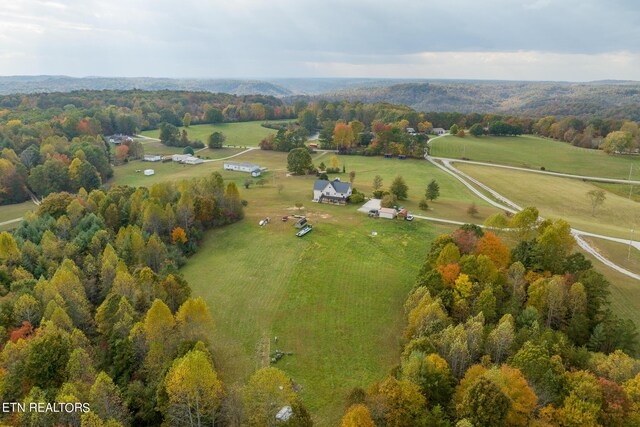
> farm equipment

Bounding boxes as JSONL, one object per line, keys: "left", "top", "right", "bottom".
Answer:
{"left": 259, "top": 217, "right": 270, "bottom": 227}
{"left": 296, "top": 225, "right": 313, "bottom": 237}
{"left": 294, "top": 217, "right": 308, "bottom": 228}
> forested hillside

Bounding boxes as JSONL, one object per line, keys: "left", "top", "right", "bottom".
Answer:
{"left": 0, "top": 77, "right": 293, "bottom": 97}
{"left": 2, "top": 77, "right": 640, "bottom": 120}
{"left": 296, "top": 81, "right": 640, "bottom": 120}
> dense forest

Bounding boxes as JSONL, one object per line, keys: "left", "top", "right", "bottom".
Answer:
{"left": 340, "top": 214, "right": 640, "bottom": 426}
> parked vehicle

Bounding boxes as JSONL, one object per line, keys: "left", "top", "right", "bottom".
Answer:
{"left": 296, "top": 225, "right": 313, "bottom": 237}
{"left": 294, "top": 217, "right": 308, "bottom": 228}
{"left": 406, "top": 214, "right": 414, "bottom": 221}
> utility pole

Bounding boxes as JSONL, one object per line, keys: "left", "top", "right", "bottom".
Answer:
{"left": 629, "top": 164, "right": 634, "bottom": 200}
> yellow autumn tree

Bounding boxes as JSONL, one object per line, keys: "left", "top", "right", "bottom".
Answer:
{"left": 164, "top": 348, "right": 224, "bottom": 426}
{"left": 244, "top": 367, "right": 298, "bottom": 426}
{"left": 341, "top": 404, "right": 375, "bottom": 427}
{"left": 175, "top": 297, "right": 215, "bottom": 344}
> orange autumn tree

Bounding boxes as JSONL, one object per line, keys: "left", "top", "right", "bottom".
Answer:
{"left": 115, "top": 145, "right": 129, "bottom": 163}
{"left": 171, "top": 227, "right": 187, "bottom": 245}
{"left": 438, "top": 263, "right": 461, "bottom": 287}
{"left": 476, "top": 232, "right": 510, "bottom": 268}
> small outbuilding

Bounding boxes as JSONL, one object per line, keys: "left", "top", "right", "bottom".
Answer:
{"left": 183, "top": 156, "right": 203, "bottom": 165}
{"left": 172, "top": 154, "right": 190, "bottom": 162}
{"left": 432, "top": 128, "right": 446, "bottom": 135}
{"left": 144, "top": 154, "right": 162, "bottom": 162}
{"left": 378, "top": 207, "right": 397, "bottom": 219}
{"left": 144, "top": 169, "right": 155, "bottom": 176}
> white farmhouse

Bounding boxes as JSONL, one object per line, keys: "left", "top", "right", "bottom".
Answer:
{"left": 432, "top": 128, "right": 446, "bottom": 135}
{"left": 313, "top": 179, "right": 352, "bottom": 204}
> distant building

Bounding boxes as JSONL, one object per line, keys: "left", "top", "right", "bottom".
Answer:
{"left": 172, "top": 154, "right": 203, "bottom": 165}
{"left": 107, "top": 134, "right": 133, "bottom": 145}
{"left": 184, "top": 156, "right": 203, "bottom": 165}
{"left": 223, "top": 161, "right": 262, "bottom": 177}
{"left": 406, "top": 127, "right": 416, "bottom": 135}
{"left": 144, "top": 169, "right": 155, "bottom": 176}
{"left": 313, "top": 179, "right": 352, "bottom": 204}
{"left": 172, "top": 154, "right": 190, "bottom": 162}
{"left": 432, "top": 128, "right": 446, "bottom": 135}
{"left": 144, "top": 154, "right": 162, "bottom": 162}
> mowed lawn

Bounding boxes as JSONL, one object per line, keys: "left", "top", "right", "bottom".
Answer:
{"left": 315, "top": 154, "right": 501, "bottom": 223}
{"left": 585, "top": 237, "right": 640, "bottom": 276}
{"left": 181, "top": 200, "right": 447, "bottom": 426}
{"left": 457, "top": 163, "right": 639, "bottom": 239}
{"left": 0, "top": 201, "right": 36, "bottom": 231}
{"left": 110, "top": 148, "right": 246, "bottom": 187}
{"left": 111, "top": 150, "right": 503, "bottom": 225}
{"left": 430, "top": 134, "right": 640, "bottom": 180}
{"left": 579, "top": 246, "right": 640, "bottom": 328}
{"left": 139, "top": 119, "right": 294, "bottom": 147}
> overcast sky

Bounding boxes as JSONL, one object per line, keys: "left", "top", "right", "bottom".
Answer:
{"left": 1, "top": 0, "right": 639, "bottom": 81}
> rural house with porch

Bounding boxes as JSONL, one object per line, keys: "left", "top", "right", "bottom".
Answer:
{"left": 313, "top": 179, "right": 352, "bottom": 204}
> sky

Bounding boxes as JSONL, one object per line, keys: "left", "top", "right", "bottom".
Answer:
{"left": 0, "top": 0, "right": 639, "bottom": 81}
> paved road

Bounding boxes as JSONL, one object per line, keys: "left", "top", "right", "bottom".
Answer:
{"left": 424, "top": 153, "right": 640, "bottom": 281}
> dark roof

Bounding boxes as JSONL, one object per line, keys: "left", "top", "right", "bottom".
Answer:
{"left": 313, "top": 179, "right": 352, "bottom": 194}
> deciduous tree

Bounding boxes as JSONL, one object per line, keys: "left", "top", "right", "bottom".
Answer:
{"left": 389, "top": 175, "right": 408, "bottom": 200}
{"left": 164, "top": 348, "right": 224, "bottom": 426}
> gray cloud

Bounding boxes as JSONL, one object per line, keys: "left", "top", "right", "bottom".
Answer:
{"left": 0, "top": 0, "right": 638, "bottom": 80}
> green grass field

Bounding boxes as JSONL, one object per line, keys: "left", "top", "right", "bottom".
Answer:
{"left": 133, "top": 139, "right": 186, "bottom": 156}
{"left": 162, "top": 152, "right": 499, "bottom": 425}
{"left": 585, "top": 237, "right": 640, "bottom": 276}
{"left": 593, "top": 182, "right": 640, "bottom": 203}
{"left": 139, "top": 119, "right": 294, "bottom": 147}
{"left": 181, "top": 193, "right": 452, "bottom": 425}
{"left": 580, "top": 246, "right": 640, "bottom": 328}
{"left": 0, "top": 201, "right": 35, "bottom": 231}
{"left": 112, "top": 150, "right": 502, "bottom": 224}
{"left": 110, "top": 148, "right": 246, "bottom": 187}
{"left": 580, "top": 238, "right": 640, "bottom": 328}
{"left": 457, "top": 163, "right": 640, "bottom": 239}
{"left": 430, "top": 135, "right": 640, "bottom": 180}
